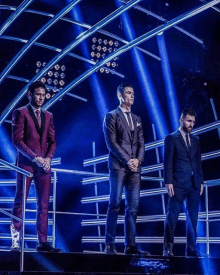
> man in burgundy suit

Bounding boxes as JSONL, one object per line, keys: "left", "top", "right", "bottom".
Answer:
{"left": 11, "top": 80, "right": 61, "bottom": 252}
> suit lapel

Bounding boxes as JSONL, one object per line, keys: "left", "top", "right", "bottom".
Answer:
{"left": 131, "top": 113, "right": 137, "bottom": 143}
{"left": 26, "top": 104, "right": 42, "bottom": 135}
{"left": 116, "top": 107, "right": 132, "bottom": 141}
{"left": 41, "top": 110, "right": 45, "bottom": 135}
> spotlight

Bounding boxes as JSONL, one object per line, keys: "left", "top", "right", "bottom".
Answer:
{"left": 59, "top": 80, "right": 65, "bottom": 86}
{"left": 91, "top": 52, "right": 95, "bottom": 57}
{"left": 109, "top": 40, "right": 113, "bottom": 46}
{"left": 105, "top": 69, "right": 109, "bottom": 74}
{"left": 98, "top": 38, "right": 102, "bottom": 44}
{"left": 92, "top": 45, "right": 96, "bottom": 50}
{"left": 42, "top": 62, "right": 47, "bottom": 67}
{"left": 61, "top": 65, "right": 66, "bottom": 71}
{"left": 103, "top": 39, "right": 108, "bottom": 45}
{"left": 96, "top": 53, "right": 101, "bottom": 58}
{"left": 53, "top": 79, "right": 58, "bottom": 85}
{"left": 100, "top": 68, "right": 104, "bottom": 73}
{"left": 114, "top": 41, "right": 119, "bottom": 47}
{"left": 113, "top": 48, "right": 117, "bottom": 52}
{"left": 54, "top": 72, "right": 59, "bottom": 78}
{"left": 47, "top": 78, "right": 52, "bottom": 84}
{"left": 54, "top": 64, "right": 60, "bottom": 70}
{"left": 97, "top": 46, "right": 101, "bottom": 51}
{"left": 48, "top": 71, "right": 53, "bottom": 77}
{"left": 46, "top": 93, "right": 51, "bottom": 99}
{"left": 92, "top": 37, "right": 97, "bottom": 43}
{"left": 36, "top": 61, "right": 41, "bottom": 67}
{"left": 113, "top": 56, "right": 119, "bottom": 61}
{"left": 108, "top": 48, "right": 112, "bottom": 53}
{"left": 106, "top": 62, "right": 111, "bottom": 67}
{"left": 103, "top": 46, "right": 107, "bottom": 52}
{"left": 112, "top": 62, "right": 117, "bottom": 67}
{"left": 60, "top": 73, "right": 65, "bottom": 79}
{"left": 36, "top": 69, "right": 40, "bottom": 74}
{"left": 102, "top": 53, "right": 106, "bottom": 59}
{"left": 41, "top": 77, "right": 46, "bottom": 83}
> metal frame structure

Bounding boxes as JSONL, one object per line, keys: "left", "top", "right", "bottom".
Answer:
{"left": 80, "top": 119, "right": 220, "bottom": 257}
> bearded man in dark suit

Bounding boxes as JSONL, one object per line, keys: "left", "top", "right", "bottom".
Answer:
{"left": 103, "top": 82, "right": 149, "bottom": 256}
{"left": 11, "top": 81, "right": 61, "bottom": 252}
{"left": 163, "top": 109, "right": 204, "bottom": 257}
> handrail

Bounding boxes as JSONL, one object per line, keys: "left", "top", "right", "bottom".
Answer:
{"left": 0, "top": 159, "right": 32, "bottom": 177}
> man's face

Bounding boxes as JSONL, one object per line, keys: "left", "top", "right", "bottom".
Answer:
{"left": 179, "top": 114, "right": 195, "bottom": 133}
{"left": 120, "top": 86, "right": 134, "bottom": 107}
{"left": 29, "top": 87, "right": 46, "bottom": 108}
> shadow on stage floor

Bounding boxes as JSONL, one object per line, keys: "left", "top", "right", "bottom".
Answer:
{"left": 0, "top": 251, "right": 219, "bottom": 274}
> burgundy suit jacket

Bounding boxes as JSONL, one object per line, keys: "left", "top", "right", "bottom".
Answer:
{"left": 12, "top": 104, "right": 56, "bottom": 173}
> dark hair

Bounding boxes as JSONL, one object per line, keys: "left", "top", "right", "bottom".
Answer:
{"left": 28, "top": 81, "right": 46, "bottom": 94}
{"left": 181, "top": 108, "right": 197, "bottom": 118}
{"left": 117, "top": 82, "right": 133, "bottom": 96}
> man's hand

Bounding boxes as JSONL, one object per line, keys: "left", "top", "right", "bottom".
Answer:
{"left": 200, "top": 184, "right": 204, "bottom": 196}
{"left": 166, "top": 184, "right": 174, "bottom": 197}
{"left": 35, "top": 157, "right": 45, "bottom": 168}
{"left": 43, "top": 157, "right": 51, "bottom": 172}
{"left": 128, "top": 158, "right": 139, "bottom": 172}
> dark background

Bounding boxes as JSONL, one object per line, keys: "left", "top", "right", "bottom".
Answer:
{"left": 0, "top": 0, "right": 220, "bottom": 256}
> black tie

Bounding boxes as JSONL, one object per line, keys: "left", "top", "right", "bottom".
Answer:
{"left": 125, "top": 112, "right": 132, "bottom": 130}
{"left": 185, "top": 134, "right": 191, "bottom": 154}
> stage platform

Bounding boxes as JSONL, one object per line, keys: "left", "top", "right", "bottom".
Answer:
{"left": 0, "top": 251, "right": 220, "bottom": 275}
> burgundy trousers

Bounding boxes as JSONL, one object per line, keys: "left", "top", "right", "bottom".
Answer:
{"left": 12, "top": 170, "right": 51, "bottom": 243}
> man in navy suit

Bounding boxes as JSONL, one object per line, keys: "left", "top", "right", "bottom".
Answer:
{"left": 163, "top": 109, "right": 204, "bottom": 257}
{"left": 103, "top": 82, "right": 149, "bottom": 256}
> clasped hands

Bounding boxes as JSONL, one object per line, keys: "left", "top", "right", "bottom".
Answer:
{"left": 128, "top": 158, "right": 139, "bottom": 172}
{"left": 35, "top": 157, "right": 51, "bottom": 172}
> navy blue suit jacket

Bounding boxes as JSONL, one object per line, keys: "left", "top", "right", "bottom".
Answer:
{"left": 163, "top": 130, "right": 203, "bottom": 189}
{"left": 103, "top": 107, "right": 145, "bottom": 172}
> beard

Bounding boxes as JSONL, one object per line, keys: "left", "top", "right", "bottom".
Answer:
{"left": 183, "top": 124, "right": 193, "bottom": 133}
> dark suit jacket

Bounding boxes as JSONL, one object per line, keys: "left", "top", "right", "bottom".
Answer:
{"left": 103, "top": 107, "right": 145, "bottom": 172}
{"left": 164, "top": 130, "right": 203, "bottom": 189}
{"left": 12, "top": 104, "right": 56, "bottom": 173}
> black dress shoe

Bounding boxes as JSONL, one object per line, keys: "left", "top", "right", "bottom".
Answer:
{"left": 36, "top": 242, "right": 62, "bottom": 252}
{"left": 125, "top": 246, "right": 150, "bottom": 256}
{"left": 186, "top": 249, "right": 204, "bottom": 257}
{"left": 163, "top": 248, "right": 174, "bottom": 257}
{"left": 104, "top": 243, "right": 117, "bottom": 255}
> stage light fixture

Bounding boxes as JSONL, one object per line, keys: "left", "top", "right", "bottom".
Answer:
{"left": 46, "top": 93, "right": 51, "bottom": 99}
{"left": 54, "top": 72, "right": 59, "bottom": 78}
{"left": 103, "top": 46, "right": 107, "bottom": 52}
{"left": 97, "top": 46, "right": 101, "bottom": 51}
{"left": 53, "top": 79, "right": 58, "bottom": 85}
{"left": 105, "top": 69, "right": 109, "bottom": 74}
{"left": 91, "top": 52, "right": 95, "bottom": 57}
{"left": 36, "top": 69, "right": 40, "bottom": 74}
{"left": 108, "top": 48, "right": 112, "bottom": 53}
{"left": 100, "top": 68, "right": 104, "bottom": 73}
{"left": 112, "top": 62, "right": 117, "bottom": 67}
{"left": 106, "top": 62, "right": 111, "bottom": 67}
{"left": 96, "top": 53, "right": 101, "bottom": 58}
{"left": 60, "top": 73, "right": 65, "bottom": 79}
{"left": 92, "top": 45, "right": 96, "bottom": 50}
{"left": 59, "top": 80, "right": 65, "bottom": 86}
{"left": 47, "top": 78, "right": 52, "bottom": 84}
{"left": 92, "top": 37, "right": 97, "bottom": 43}
{"left": 102, "top": 54, "right": 106, "bottom": 59}
{"left": 42, "top": 62, "right": 47, "bottom": 67}
{"left": 61, "top": 65, "right": 66, "bottom": 71}
{"left": 48, "top": 71, "right": 53, "bottom": 77}
{"left": 103, "top": 39, "right": 108, "bottom": 45}
{"left": 98, "top": 38, "right": 102, "bottom": 44}
{"left": 36, "top": 61, "right": 41, "bottom": 67}
{"left": 41, "top": 77, "right": 46, "bottom": 83}
{"left": 109, "top": 40, "right": 113, "bottom": 46}
{"left": 54, "top": 64, "right": 60, "bottom": 70}
{"left": 114, "top": 41, "right": 119, "bottom": 47}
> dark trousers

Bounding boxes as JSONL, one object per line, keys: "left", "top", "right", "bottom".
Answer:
{"left": 105, "top": 169, "right": 141, "bottom": 247}
{"left": 12, "top": 171, "right": 51, "bottom": 243}
{"left": 163, "top": 183, "right": 200, "bottom": 253}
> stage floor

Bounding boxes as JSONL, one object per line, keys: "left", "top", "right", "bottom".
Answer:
{"left": 1, "top": 251, "right": 219, "bottom": 274}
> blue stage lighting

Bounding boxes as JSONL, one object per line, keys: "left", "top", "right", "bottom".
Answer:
{"left": 157, "top": 33, "right": 180, "bottom": 131}
{"left": 0, "top": 126, "right": 16, "bottom": 163}
{"left": 115, "top": 3, "right": 169, "bottom": 139}
{"left": 68, "top": 3, "right": 108, "bottom": 122}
